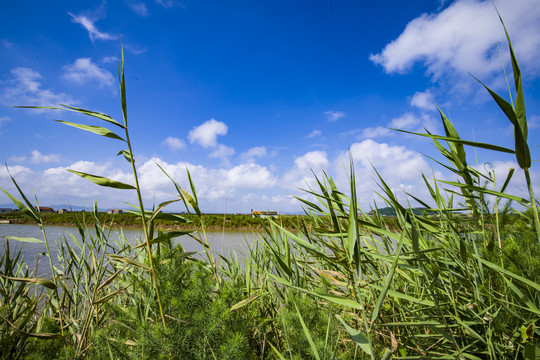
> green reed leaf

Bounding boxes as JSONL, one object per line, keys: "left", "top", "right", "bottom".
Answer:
{"left": 267, "top": 272, "right": 362, "bottom": 309}
{"left": 117, "top": 150, "right": 133, "bottom": 163}
{"left": 133, "top": 230, "right": 192, "bottom": 249}
{"left": 438, "top": 108, "right": 466, "bottom": 164}
{"left": 1, "top": 188, "right": 40, "bottom": 223}
{"left": 505, "top": 279, "right": 540, "bottom": 315}
{"left": 473, "top": 77, "right": 531, "bottom": 170}
{"left": 12, "top": 104, "right": 124, "bottom": 128}
{"left": 335, "top": 315, "right": 372, "bottom": 356}
{"left": 269, "top": 343, "right": 287, "bottom": 360}
{"left": 0, "top": 273, "right": 56, "bottom": 289}
{"left": 94, "top": 286, "right": 130, "bottom": 305}
{"left": 295, "top": 302, "right": 321, "bottom": 360}
{"left": 499, "top": 13, "right": 527, "bottom": 141}
{"left": 58, "top": 104, "right": 124, "bottom": 128}
{"left": 119, "top": 45, "right": 128, "bottom": 126}
{"left": 371, "top": 232, "right": 406, "bottom": 327}
{"left": 107, "top": 254, "right": 150, "bottom": 270}
{"left": 500, "top": 167, "right": 515, "bottom": 193}
{"left": 393, "top": 129, "right": 515, "bottom": 154}
{"left": 67, "top": 169, "right": 136, "bottom": 190}
{"left": 230, "top": 294, "right": 262, "bottom": 311}
{"left": 480, "top": 259, "right": 540, "bottom": 292}
{"left": 56, "top": 120, "right": 125, "bottom": 141}
{"left": 371, "top": 285, "right": 435, "bottom": 306}
{"left": 438, "top": 180, "right": 528, "bottom": 203}
{"left": 6, "top": 236, "right": 43, "bottom": 243}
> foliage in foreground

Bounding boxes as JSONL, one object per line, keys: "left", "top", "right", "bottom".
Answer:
{"left": 1, "top": 16, "right": 539, "bottom": 360}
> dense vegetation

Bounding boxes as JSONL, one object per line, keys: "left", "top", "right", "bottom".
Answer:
{"left": 0, "top": 211, "right": 307, "bottom": 230}
{"left": 1, "top": 21, "right": 539, "bottom": 359}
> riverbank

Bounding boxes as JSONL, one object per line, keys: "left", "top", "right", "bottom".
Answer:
{"left": 0, "top": 211, "right": 305, "bottom": 231}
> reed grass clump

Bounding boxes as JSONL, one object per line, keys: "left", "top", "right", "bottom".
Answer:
{"left": 0, "top": 16, "right": 538, "bottom": 359}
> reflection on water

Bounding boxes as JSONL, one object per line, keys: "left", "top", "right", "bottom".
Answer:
{"left": 0, "top": 224, "right": 259, "bottom": 277}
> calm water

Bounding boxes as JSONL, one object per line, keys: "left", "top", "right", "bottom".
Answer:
{"left": 0, "top": 224, "right": 259, "bottom": 277}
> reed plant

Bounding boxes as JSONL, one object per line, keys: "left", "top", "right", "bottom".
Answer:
{"left": 0, "top": 16, "right": 538, "bottom": 359}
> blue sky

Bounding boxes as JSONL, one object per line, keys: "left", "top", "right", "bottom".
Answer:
{"left": 1, "top": 0, "right": 539, "bottom": 213}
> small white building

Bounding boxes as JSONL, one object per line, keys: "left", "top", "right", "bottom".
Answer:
{"left": 107, "top": 209, "right": 123, "bottom": 214}
{"left": 251, "top": 209, "right": 278, "bottom": 218}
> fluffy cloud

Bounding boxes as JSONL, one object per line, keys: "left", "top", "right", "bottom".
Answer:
{"left": 63, "top": 58, "right": 115, "bottom": 89}
{"left": 360, "top": 113, "right": 438, "bottom": 139}
{"left": 0, "top": 165, "right": 32, "bottom": 179}
{"left": 324, "top": 110, "right": 346, "bottom": 122}
{"left": 156, "top": 0, "right": 180, "bottom": 8}
{"left": 0, "top": 68, "right": 76, "bottom": 107}
{"left": 370, "top": 0, "right": 540, "bottom": 81}
{"left": 2, "top": 147, "right": 536, "bottom": 214}
{"left": 306, "top": 130, "right": 322, "bottom": 138}
{"left": 188, "top": 119, "right": 228, "bottom": 148}
{"left": 68, "top": 12, "right": 117, "bottom": 42}
{"left": 126, "top": 1, "right": 149, "bottom": 16}
{"left": 209, "top": 144, "right": 235, "bottom": 159}
{"left": 360, "top": 126, "right": 391, "bottom": 139}
{"left": 102, "top": 56, "right": 118, "bottom": 64}
{"left": 30, "top": 150, "right": 61, "bottom": 164}
{"left": 410, "top": 91, "right": 436, "bottom": 111}
{"left": 223, "top": 163, "right": 276, "bottom": 189}
{"left": 344, "top": 140, "right": 430, "bottom": 180}
{"left": 282, "top": 151, "right": 329, "bottom": 189}
{"left": 331, "top": 140, "right": 436, "bottom": 207}
{"left": 163, "top": 136, "right": 186, "bottom": 150}
{"left": 240, "top": 146, "right": 267, "bottom": 162}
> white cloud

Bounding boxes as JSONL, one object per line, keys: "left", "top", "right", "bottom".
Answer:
{"left": 209, "top": 144, "right": 235, "bottom": 159}
{"left": 370, "top": 0, "right": 540, "bottom": 81}
{"left": 156, "top": 0, "right": 183, "bottom": 8}
{"left": 137, "top": 158, "right": 276, "bottom": 208}
{"left": 125, "top": 45, "right": 148, "bottom": 55}
{"left": 331, "top": 140, "right": 436, "bottom": 208}
{"left": 0, "top": 165, "right": 32, "bottom": 179}
{"left": 240, "top": 146, "right": 267, "bottom": 162}
{"left": 63, "top": 58, "right": 115, "bottom": 90}
{"left": 283, "top": 151, "right": 329, "bottom": 189}
{"left": 8, "top": 155, "right": 26, "bottom": 163}
{"left": 188, "top": 119, "right": 228, "bottom": 148}
{"left": 410, "top": 91, "right": 436, "bottom": 111}
{"left": 307, "top": 130, "right": 322, "bottom": 138}
{"left": 223, "top": 163, "right": 276, "bottom": 189}
{"left": 389, "top": 113, "right": 420, "bottom": 129}
{"left": 0, "top": 68, "right": 76, "bottom": 107}
{"left": 102, "top": 56, "right": 118, "bottom": 64}
{"left": 68, "top": 12, "right": 117, "bottom": 42}
{"left": 126, "top": 1, "right": 149, "bottom": 16}
{"left": 324, "top": 110, "right": 346, "bottom": 122}
{"left": 163, "top": 136, "right": 186, "bottom": 150}
{"left": 361, "top": 126, "right": 391, "bottom": 139}
{"left": 361, "top": 113, "right": 439, "bottom": 139}
{"left": 30, "top": 150, "right": 61, "bottom": 164}
{"left": 344, "top": 140, "right": 429, "bottom": 180}
{"left": 294, "top": 151, "right": 329, "bottom": 170}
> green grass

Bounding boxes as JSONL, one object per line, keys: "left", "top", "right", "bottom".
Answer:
{"left": 1, "top": 16, "right": 539, "bottom": 359}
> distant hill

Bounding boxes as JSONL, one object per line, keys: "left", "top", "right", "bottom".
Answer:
{"left": 368, "top": 206, "right": 438, "bottom": 216}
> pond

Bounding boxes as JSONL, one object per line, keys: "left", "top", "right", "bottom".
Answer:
{"left": 0, "top": 224, "right": 260, "bottom": 277}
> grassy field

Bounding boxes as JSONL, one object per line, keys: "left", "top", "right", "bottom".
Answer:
{"left": 1, "top": 20, "right": 539, "bottom": 359}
